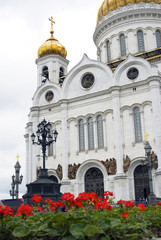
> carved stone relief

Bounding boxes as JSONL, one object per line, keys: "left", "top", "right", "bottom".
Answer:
{"left": 101, "top": 158, "right": 117, "bottom": 175}
{"left": 68, "top": 163, "right": 81, "bottom": 179}
{"left": 123, "top": 155, "right": 131, "bottom": 173}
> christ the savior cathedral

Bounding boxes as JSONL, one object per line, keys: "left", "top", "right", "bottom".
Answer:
{"left": 25, "top": 0, "right": 161, "bottom": 202}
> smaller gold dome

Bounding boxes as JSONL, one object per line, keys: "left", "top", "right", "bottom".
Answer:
{"left": 37, "top": 36, "right": 67, "bottom": 59}
{"left": 37, "top": 17, "right": 67, "bottom": 59}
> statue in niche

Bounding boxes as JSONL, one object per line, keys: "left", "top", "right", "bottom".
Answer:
{"left": 123, "top": 155, "right": 130, "bottom": 173}
{"left": 108, "top": 158, "right": 117, "bottom": 175}
{"left": 101, "top": 158, "right": 117, "bottom": 175}
{"left": 68, "top": 163, "right": 81, "bottom": 179}
{"left": 56, "top": 164, "right": 62, "bottom": 180}
{"left": 151, "top": 151, "right": 158, "bottom": 169}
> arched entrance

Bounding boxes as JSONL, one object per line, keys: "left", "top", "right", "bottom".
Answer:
{"left": 85, "top": 167, "right": 104, "bottom": 198}
{"left": 134, "top": 165, "right": 150, "bottom": 202}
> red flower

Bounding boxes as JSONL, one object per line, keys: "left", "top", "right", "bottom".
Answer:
{"left": 122, "top": 212, "right": 128, "bottom": 219}
{"left": 37, "top": 206, "right": 43, "bottom": 212}
{"left": 0, "top": 205, "right": 14, "bottom": 217}
{"left": 45, "top": 199, "right": 64, "bottom": 211}
{"left": 31, "top": 194, "right": 44, "bottom": 203}
{"left": 61, "top": 192, "right": 75, "bottom": 203}
{"left": 138, "top": 203, "right": 145, "bottom": 211}
{"left": 117, "top": 199, "right": 134, "bottom": 208}
{"left": 157, "top": 201, "right": 161, "bottom": 206}
{"left": 16, "top": 204, "right": 33, "bottom": 216}
{"left": 104, "top": 191, "right": 113, "bottom": 197}
{"left": 94, "top": 199, "right": 112, "bottom": 211}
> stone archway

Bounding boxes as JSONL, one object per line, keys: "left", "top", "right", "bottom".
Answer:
{"left": 134, "top": 165, "right": 150, "bottom": 202}
{"left": 85, "top": 167, "right": 104, "bottom": 198}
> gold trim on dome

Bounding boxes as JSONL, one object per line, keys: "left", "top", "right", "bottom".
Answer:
{"left": 97, "top": 0, "right": 161, "bottom": 23}
{"left": 37, "top": 17, "right": 67, "bottom": 59}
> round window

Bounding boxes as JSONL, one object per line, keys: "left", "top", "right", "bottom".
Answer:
{"left": 127, "top": 68, "right": 139, "bottom": 80}
{"left": 45, "top": 91, "right": 54, "bottom": 102}
{"left": 81, "top": 73, "right": 94, "bottom": 89}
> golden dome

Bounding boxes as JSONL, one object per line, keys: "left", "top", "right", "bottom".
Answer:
{"left": 37, "top": 17, "right": 67, "bottom": 59}
{"left": 97, "top": 0, "right": 161, "bottom": 23}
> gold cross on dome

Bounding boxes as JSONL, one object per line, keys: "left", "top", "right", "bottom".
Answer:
{"left": 49, "top": 16, "right": 55, "bottom": 37}
{"left": 144, "top": 132, "right": 149, "bottom": 142}
{"left": 16, "top": 154, "right": 20, "bottom": 162}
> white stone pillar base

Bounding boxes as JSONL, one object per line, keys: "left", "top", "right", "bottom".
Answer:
{"left": 114, "top": 174, "right": 128, "bottom": 201}
{"left": 60, "top": 180, "right": 71, "bottom": 194}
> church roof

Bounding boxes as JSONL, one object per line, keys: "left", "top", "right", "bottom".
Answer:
{"left": 97, "top": 0, "right": 161, "bottom": 23}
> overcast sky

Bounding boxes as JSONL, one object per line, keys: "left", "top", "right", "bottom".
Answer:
{"left": 0, "top": 0, "right": 101, "bottom": 199}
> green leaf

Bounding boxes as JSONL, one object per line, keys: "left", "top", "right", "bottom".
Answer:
{"left": 101, "top": 236, "right": 111, "bottom": 240}
{"left": 70, "top": 223, "right": 85, "bottom": 239}
{"left": 84, "top": 224, "right": 100, "bottom": 237}
{"left": 62, "top": 236, "right": 76, "bottom": 240}
{"left": 12, "top": 226, "right": 30, "bottom": 237}
{"left": 6, "top": 221, "right": 20, "bottom": 230}
{"left": 38, "top": 223, "right": 48, "bottom": 231}
{"left": 53, "top": 213, "right": 67, "bottom": 222}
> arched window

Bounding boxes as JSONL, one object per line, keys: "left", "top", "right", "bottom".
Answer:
{"left": 120, "top": 34, "right": 126, "bottom": 56}
{"left": 137, "top": 30, "right": 145, "bottom": 52}
{"left": 156, "top": 29, "right": 161, "bottom": 48}
{"left": 133, "top": 107, "right": 142, "bottom": 142}
{"left": 88, "top": 118, "right": 94, "bottom": 150}
{"left": 42, "top": 66, "right": 48, "bottom": 83}
{"left": 97, "top": 115, "right": 104, "bottom": 148}
{"left": 79, "top": 119, "right": 85, "bottom": 151}
{"left": 59, "top": 67, "right": 64, "bottom": 78}
{"left": 107, "top": 40, "right": 111, "bottom": 62}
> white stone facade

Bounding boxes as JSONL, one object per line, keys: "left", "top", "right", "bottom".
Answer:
{"left": 25, "top": 2, "right": 161, "bottom": 202}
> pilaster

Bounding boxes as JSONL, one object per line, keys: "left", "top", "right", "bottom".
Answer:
{"left": 111, "top": 88, "right": 124, "bottom": 174}
{"left": 60, "top": 100, "right": 69, "bottom": 180}
{"left": 149, "top": 79, "right": 161, "bottom": 170}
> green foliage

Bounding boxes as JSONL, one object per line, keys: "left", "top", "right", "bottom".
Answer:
{"left": 0, "top": 203, "right": 161, "bottom": 239}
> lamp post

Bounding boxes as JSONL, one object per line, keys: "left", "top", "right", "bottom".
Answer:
{"left": 10, "top": 155, "right": 23, "bottom": 199}
{"left": 31, "top": 119, "right": 58, "bottom": 176}
{"left": 144, "top": 133, "right": 157, "bottom": 205}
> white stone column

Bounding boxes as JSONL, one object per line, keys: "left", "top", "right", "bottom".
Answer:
{"left": 60, "top": 100, "right": 69, "bottom": 180}
{"left": 149, "top": 78, "right": 161, "bottom": 198}
{"left": 103, "top": 117, "right": 107, "bottom": 150}
{"left": 111, "top": 88, "right": 124, "bottom": 174}
{"left": 93, "top": 118, "right": 98, "bottom": 150}
{"left": 112, "top": 88, "right": 127, "bottom": 200}
{"left": 140, "top": 109, "right": 145, "bottom": 141}
{"left": 101, "top": 42, "right": 107, "bottom": 63}
{"left": 84, "top": 120, "right": 88, "bottom": 152}
{"left": 129, "top": 111, "right": 135, "bottom": 146}
{"left": 149, "top": 78, "right": 161, "bottom": 170}
{"left": 75, "top": 122, "right": 79, "bottom": 154}
{"left": 31, "top": 110, "right": 39, "bottom": 181}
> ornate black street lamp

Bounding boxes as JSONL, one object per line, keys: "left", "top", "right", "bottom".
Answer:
{"left": 31, "top": 119, "right": 58, "bottom": 175}
{"left": 10, "top": 155, "right": 23, "bottom": 199}
{"left": 144, "top": 133, "right": 157, "bottom": 205}
{"left": 23, "top": 119, "right": 62, "bottom": 204}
